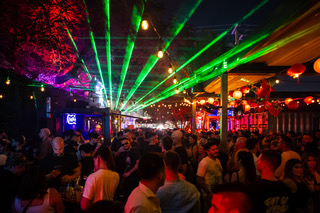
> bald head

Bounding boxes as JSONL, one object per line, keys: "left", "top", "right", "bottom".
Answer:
{"left": 235, "top": 137, "right": 247, "bottom": 152}
{"left": 52, "top": 137, "right": 64, "bottom": 157}
{"left": 171, "top": 130, "right": 183, "bottom": 146}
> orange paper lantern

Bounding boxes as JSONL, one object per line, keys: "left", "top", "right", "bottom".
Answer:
{"left": 208, "top": 98, "right": 215, "bottom": 104}
{"left": 287, "top": 101, "right": 299, "bottom": 110}
{"left": 233, "top": 90, "right": 242, "bottom": 99}
{"left": 314, "top": 58, "right": 320, "bottom": 74}
{"left": 240, "top": 86, "right": 250, "bottom": 94}
{"left": 304, "top": 96, "right": 313, "bottom": 104}
{"left": 244, "top": 104, "right": 251, "bottom": 112}
{"left": 200, "top": 100, "right": 206, "bottom": 105}
{"left": 285, "top": 98, "right": 293, "bottom": 105}
{"left": 229, "top": 101, "right": 235, "bottom": 106}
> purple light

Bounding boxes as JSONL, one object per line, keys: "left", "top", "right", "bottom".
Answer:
{"left": 66, "top": 113, "right": 77, "bottom": 125}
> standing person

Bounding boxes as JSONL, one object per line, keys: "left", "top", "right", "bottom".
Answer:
{"left": 124, "top": 152, "right": 165, "bottom": 213}
{"left": 246, "top": 137, "right": 261, "bottom": 176}
{"left": 81, "top": 147, "right": 119, "bottom": 211}
{"left": 157, "top": 151, "right": 200, "bottom": 213}
{"left": 0, "top": 152, "right": 30, "bottom": 213}
{"left": 275, "top": 135, "right": 301, "bottom": 180}
{"left": 196, "top": 141, "right": 223, "bottom": 212}
{"left": 145, "top": 132, "right": 161, "bottom": 153}
{"left": 13, "top": 166, "right": 65, "bottom": 213}
{"left": 37, "top": 128, "right": 52, "bottom": 160}
{"left": 124, "top": 129, "right": 139, "bottom": 149}
{"left": 171, "top": 130, "right": 188, "bottom": 176}
{"left": 230, "top": 151, "right": 257, "bottom": 184}
{"left": 283, "top": 159, "right": 312, "bottom": 213}
{"left": 40, "top": 137, "right": 80, "bottom": 190}
{"left": 250, "top": 149, "right": 292, "bottom": 213}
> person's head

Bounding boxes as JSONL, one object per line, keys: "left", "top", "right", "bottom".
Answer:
{"left": 11, "top": 135, "right": 26, "bottom": 151}
{"left": 234, "top": 137, "right": 247, "bottom": 152}
{"left": 138, "top": 152, "right": 165, "bottom": 187}
{"left": 198, "top": 144, "right": 205, "bottom": 155}
{"left": 124, "top": 129, "right": 133, "bottom": 141}
{"left": 84, "top": 200, "right": 124, "bottom": 213}
{"left": 246, "top": 138, "right": 259, "bottom": 151}
{"left": 164, "top": 151, "right": 181, "bottom": 173}
{"left": 119, "top": 137, "right": 131, "bottom": 151}
{"left": 79, "top": 143, "right": 93, "bottom": 158}
{"left": 171, "top": 130, "right": 183, "bottom": 146}
{"left": 149, "top": 132, "right": 159, "bottom": 145}
{"left": 52, "top": 137, "right": 65, "bottom": 157}
{"left": 302, "top": 134, "right": 313, "bottom": 145}
{"left": 277, "top": 135, "right": 292, "bottom": 151}
{"left": 117, "top": 131, "right": 123, "bottom": 138}
{"left": 89, "top": 132, "right": 101, "bottom": 144}
{"left": 16, "top": 166, "right": 47, "bottom": 200}
{"left": 257, "top": 149, "right": 282, "bottom": 172}
{"left": 204, "top": 141, "right": 219, "bottom": 159}
{"left": 161, "top": 135, "right": 173, "bottom": 151}
{"left": 284, "top": 159, "right": 303, "bottom": 179}
{"left": 39, "top": 128, "right": 50, "bottom": 140}
{"left": 62, "top": 129, "right": 75, "bottom": 141}
{"left": 302, "top": 152, "right": 318, "bottom": 170}
{"left": 189, "top": 135, "right": 198, "bottom": 146}
{"left": 5, "top": 152, "right": 30, "bottom": 176}
{"left": 237, "top": 151, "right": 256, "bottom": 183}
{"left": 209, "top": 183, "right": 253, "bottom": 213}
{"left": 94, "top": 147, "right": 116, "bottom": 171}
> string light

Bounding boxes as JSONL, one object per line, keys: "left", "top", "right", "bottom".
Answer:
{"left": 41, "top": 84, "right": 45, "bottom": 92}
{"left": 175, "top": 88, "right": 179, "bottom": 94}
{"left": 30, "top": 95, "right": 34, "bottom": 100}
{"left": 157, "top": 47, "right": 163, "bottom": 58}
{"left": 173, "top": 77, "right": 177, "bottom": 84}
{"left": 168, "top": 64, "right": 173, "bottom": 74}
{"left": 141, "top": 20, "right": 149, "bottom": 30}
{"left": 74, "top": 98, "right": 77, "bottom": 102}
{"left": 0, "top": 95, "right": 3, "bottom": 99}
{"left": 6, "top": 77, "right": 10, "bottom": 85}
{"left": 107, "top": 98, "right": 110, "bottom": 105}
{"left": 275, "top": 79, "right": 280, "bottom": 84}
{"left": 183, "top": 88, "right": 186, "bottom": 94}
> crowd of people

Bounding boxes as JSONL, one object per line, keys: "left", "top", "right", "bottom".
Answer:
{"left": 1, "top": 127, "right": 320, "bottom": 213}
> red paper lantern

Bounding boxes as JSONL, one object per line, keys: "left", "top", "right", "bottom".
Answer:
{"left": 287, "top": 63, "right": 306, "bottom": 78}
{"left": 287, "top": 101, "right": 299, "bottom": 110}
{"left": 233, "top": 90, "right": 242, "bottom": 99}
{"left": 314, "top": 58, "right": 320, "bottom": 74}
{"left": 229, "top": 91, "right": 234, "bottom": 97}
{"left": 304, "top": 96, "right": 313, "bottom": 104}
{"left": 243, "top": 104, "right": 251, "bottom": 112}
{"left": 285, "top": 98, "right": 293, "bottom": 105}
{"left": 250, "top": 102, "right": 258, "bottom": 108}
{"left": 240, "top": 86, "right": 250, "bottom": 94}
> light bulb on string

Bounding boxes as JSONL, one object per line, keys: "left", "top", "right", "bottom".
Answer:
{"left": 107, "top": 98, "right": 110, "bottom": 105}
{"left": 176, "top": 88, "right": 179, "bottom": 94}
{"left": 0, "top": 94, "right": 3, "bottom": 99}
{"left": 6, "top": 77, "right": 10, "bottom": 85}
{"left": 141, "top": 20, "right": 149, "bottom": 30}
{"left": 73, "top": 98, "right": 77, "bottom": 102}
{"left": 173, "top": 77, "right": 177, "bottom": 84}
{"left": 183, "top": 88, "right": 186, "bottom": 94}
{"left": 275, "top": 79, "right": 280, "bottom": 84}
{"left": 168, "top": 64, "right": 173, "bottom": 74}
{"left": 30, "top": 95, "right": 34, "bottom": 100}
{"left": 41, "top": 85, "right": 45, "bottom": 92}
{"left": 157, "top": 47, "right": 163, "bottom": 58}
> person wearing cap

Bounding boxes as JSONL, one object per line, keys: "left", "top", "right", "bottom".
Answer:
{"left": 40, "top": 137, "right": 80, "bottom": 190}
{"left": 0, "top": 152, "right": 30, "bottom": 213}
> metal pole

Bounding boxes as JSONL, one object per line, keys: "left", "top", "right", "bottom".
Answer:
{"left": 220, "top": 73, "right": 228, "bottom": 153}
{"left": 192, "top": 99, "right": 197, "bottom": 134}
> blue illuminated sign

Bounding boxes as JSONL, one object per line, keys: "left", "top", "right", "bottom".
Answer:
{"left": 66, "top": 113, "right": 77, "bottom": 125}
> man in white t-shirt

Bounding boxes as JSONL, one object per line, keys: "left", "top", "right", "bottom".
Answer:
{"left": 197, "top": 141, "right": 223, "bottom": 212}
{"left": 81, "top": 147, "right": 119, "bottom": 211}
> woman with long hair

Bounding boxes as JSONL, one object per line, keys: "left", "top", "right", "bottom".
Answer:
{"left": 302, "top": 152, "right": 320, "bottom": 212}
{"left": 230, "top": 151, "right": 257, "bottom": 184}
{"left": 13, "top": 166, "right": 64, "bottom": 213}
{"left": 283, "top": 159, "right": 312, "bottom": 213}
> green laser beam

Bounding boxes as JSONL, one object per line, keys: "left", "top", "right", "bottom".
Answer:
{"left": 126, "top": 0, "right": 269, "bottom": 111}
{"left": 115, "top": 0, "right": 146, "bottom": 109}
{"left": 63, "top": 22, "right": 92, "bottom": 81}
{"left": 83, "top": 0, "right": 108, "bottom": 102}
{"left": 119, "top": 0, "right": 203, "bottom": 111}
{"left": 103, "top": 0, "right": 113, "bottom": 108}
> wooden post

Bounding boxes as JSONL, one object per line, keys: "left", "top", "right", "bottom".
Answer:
{"left": 220, "top": 73, "right": 228, "bottom": 153}
{"left": 192, "top": 99, "right": 197, "bottom": 134}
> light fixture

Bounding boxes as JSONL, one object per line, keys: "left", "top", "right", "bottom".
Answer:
{"left": 0, "top": 94, "right": 3, "bottom": 99}
{"left": 74, "top": 98, "right": 77, "bottom": 102}
{"left": 173, "top": 77, "right": 177, "bottom": 84}
{"left": 141, "top": 20, "right": 149, "bottom": 30}
{"left": 183, "top": 88, "right": 186, "bottom": 94}
{"left": 157, "top": 47, "right": 163, "bottom": 58}
{"left": 107, "top": 98, "right": 110, "bottom": 105}
{"left": 6, "top": 77, "right": 10, "bottom": 85}
{"left": 41, "top": 85, "right": 45, "bottom": 92}
{"left": 275, "top": 79, "right": 280, "bottom": 84}
{"left": 30, "top": 95, "right": 34, "bottom": 100}
{"left": 168, "top": 64, "right": 173, "bottom": 74}
{"left": 175, "top": 88, "right": 179, "bottom": 94}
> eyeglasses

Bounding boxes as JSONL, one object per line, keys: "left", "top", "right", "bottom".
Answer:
{"left": 122, "top": 142, "right": 129, "bottom": 146}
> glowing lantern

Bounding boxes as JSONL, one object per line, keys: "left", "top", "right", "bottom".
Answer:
{"left": 242, "top": 100, "right": 247, "bottom": 105}
{"left": 244, "top": 104, "right": 251, "bottom": 112}
{"left": 304, "top": 96, "right": 313, "bottom": 104}
{"left": 285, "top": 98, "right": 293, "bottom": 105}
{"left": 208, "top": 98, "right": 214, "bottom": 104}
{"left": 200, "top": 100, "right": 206, "bottom": 105}
{"left": 233, "top": 90, "right": 242, "bottom": 99}
{"left": 240, "top": 86, "right": 250, "bottom": 94}
{"left": 287, "top": 101, "right": 299, "bottom": 110}
{"left": 229, "top": 101, "right": 236, "bottom": 106}
{"left": 141, "top": 20, "right": 149, "bottom": 30}
{"left": 287, "top": 63, "right": 306, "bottom": 78}
{"left": 314, "top": 58, "right": 320, "bottom": 74}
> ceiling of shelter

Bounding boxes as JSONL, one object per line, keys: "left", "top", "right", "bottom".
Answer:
{"left": 0, "top": 0, "right": 319, "bottom": 112}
